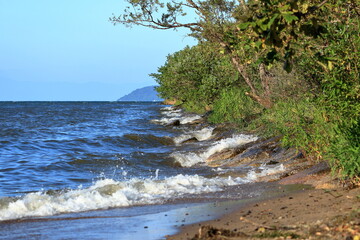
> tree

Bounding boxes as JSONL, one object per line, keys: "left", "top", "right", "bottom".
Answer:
{"left": 110, "top": 0, "right": 275, "bottom": 108}
{"left": 151, "top": 42, "right": 239, "bottom": 111}
{"left": 111, "top": 0, "right": 360, "bottom": 178}
{"left": 110, "top": 0, "right": 350, "bottom": 109}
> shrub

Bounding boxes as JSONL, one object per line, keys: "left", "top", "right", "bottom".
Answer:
{"left": 251, "top": 98, "right": 360, "bottom": 178}
{"left": 209, "top": 87, "right": 263, "bottom": 125}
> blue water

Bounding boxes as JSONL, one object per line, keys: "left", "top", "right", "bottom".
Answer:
{"left": 0, "top": 102, "right": 169, "bottom": 195}
{"left": 0, "top": 101, "right": 298, "bottom": 239}
{"left": 0, "top": 102, "right": 292, "bottom": 225}
{"left": 1, "top": 101, "right": 260, "bottom": 221}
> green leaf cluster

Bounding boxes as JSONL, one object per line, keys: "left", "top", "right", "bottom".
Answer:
{"left": 209, "top": 87, "right": 263, "bottom": 125}
{"left": 151, "top": 42, "right": 238, "bottom": 112}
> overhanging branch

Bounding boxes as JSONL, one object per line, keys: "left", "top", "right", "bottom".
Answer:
{"left": 110, "top": 15, "right": 201, "bottom": 31}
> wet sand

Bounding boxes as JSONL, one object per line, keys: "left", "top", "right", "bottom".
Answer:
{"left": 169, "top": 170, "right": 360, "bottom": 239}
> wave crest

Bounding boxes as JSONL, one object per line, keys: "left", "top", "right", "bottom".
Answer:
{"left": 0, "top": 174, "right": 245, "bottom": 221}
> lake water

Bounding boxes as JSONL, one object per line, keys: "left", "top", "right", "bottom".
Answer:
{"left": 0, "top": 102, "right": 290, "bottom": 239}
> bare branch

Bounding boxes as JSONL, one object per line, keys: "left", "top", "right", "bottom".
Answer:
{"left": 110, "top": 14, "right": 201, "bottom": 31}
{"left": 305, "top": 0, "right": 329, "bottom": 17}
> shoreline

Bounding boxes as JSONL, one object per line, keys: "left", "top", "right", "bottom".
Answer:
{"left": 168, "top": 167, "right": 360, "bottom": 239}
{"left": 155, "top": 106, "right": 360, "bottom": 239}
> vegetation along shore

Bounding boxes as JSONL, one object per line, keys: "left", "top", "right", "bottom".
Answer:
{"left": 112, "top": 0, "right": 359, "bottom": 182}
{"left": 164, "top": 110, "right": 360, "bottom": 239}
{"left": 111, "top": 0, "right": 359, "bottom": 239}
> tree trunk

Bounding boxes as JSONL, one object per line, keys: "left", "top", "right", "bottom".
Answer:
{"left": 230, "top": 56, "right": 273, "bottom": 109}
{"left": 218, "top": 40, "right": 273, "bottom": 109}
{"left": 259, "top": 63, "right": 272, "bottom": 99}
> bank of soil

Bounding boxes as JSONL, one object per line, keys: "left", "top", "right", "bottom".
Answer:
{"left": 168, "top": 170, "right": 360, "bottom": 240}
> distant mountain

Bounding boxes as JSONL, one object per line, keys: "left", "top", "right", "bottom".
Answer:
{"left": 117, "top": 86, "right": 163, "bottom": 102}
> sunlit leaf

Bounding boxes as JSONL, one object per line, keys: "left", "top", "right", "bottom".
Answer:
{"left": 255, "top": 40, "right": 262, "bottom": 49}
{"left": 278, "top": 4, "right": 291, "bottom": 12}
{"left": 267, "top": 14, "right": 279, "bottom": 28}
{"left": 301, "top": 3, "right": 309, "bottom": 13}
{"left": 239, "top": 22, "right": 251, "bottom": 30}
{"left": 328, "top": 61, "right": 334, "bottom": 71}
{"left": 282, "top": 13, "right": 299, "bottom": 23}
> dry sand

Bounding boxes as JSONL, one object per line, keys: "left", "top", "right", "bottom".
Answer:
{"left": 168, "top": 169, "right": 360, "bottom": 240}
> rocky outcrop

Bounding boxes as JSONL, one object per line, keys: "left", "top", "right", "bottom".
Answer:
{"left": 204, "top": 127, "right": 312, "bottom": 182}
{"left": 180, "top": 137, "right": 199, "bottom": 144}
{"left": 206, "top": 135, "right": 310, "bottom": 173}
{"left": 167, "top": 107, "right": 316, "bottom": 183}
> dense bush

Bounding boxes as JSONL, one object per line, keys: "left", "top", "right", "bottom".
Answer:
{"left": 151, "top": 43, "right": 239, "bottom": 113}
{"left": 209, "top": 87, "right": 262, "bottom": 125}
{"left": 296, "top": 1, "right": 360, "bottom": 178}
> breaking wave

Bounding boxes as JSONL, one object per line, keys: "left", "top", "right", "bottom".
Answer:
{"left": 173, "top": 127, "right": 214, "bottom": 144}
{"left": 171, "top": 134, "right": 258, "bottom": 167}
{"left": 151, "top": 115, "right": 202, "bottom": 125}
{"left": 152, "top": 106, "right": 202, "bottom": 125}
{"left": 246, "top": 164, "right": 286, "bottom": 181}
{"left": 0, "top": 174, "right": 246, "bottom": 221}
{"left": 0, "top": 162, "right": 288, "bottom": 222}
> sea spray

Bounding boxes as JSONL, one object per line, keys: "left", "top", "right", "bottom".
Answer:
{"left": 173, "top": 127, "right": 215, "bottom": 145}
{"left": 152, "top": 106, "right": 202, "bottom": 125}
{"left": 151, "top": 115, "right": 202, "bottom": 125}
{"left": 172, "top": 134, "right": 258, "bottom": 167}
{"left": 245, "top": 164, "right": 286, "bottom": 182}
{"left": 0, "top": 164, "right": 288, "bottom": 221}
{"left": 0, "top": 174, "right": 246, "bottom": 221}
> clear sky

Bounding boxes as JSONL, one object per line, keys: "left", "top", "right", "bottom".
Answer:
{"left": 0, "top": 0, "right": 195, "bottom": 101}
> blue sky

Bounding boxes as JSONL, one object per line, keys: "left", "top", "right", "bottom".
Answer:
{"left": 0, "top": 0, "right": 195, "bottom": 101}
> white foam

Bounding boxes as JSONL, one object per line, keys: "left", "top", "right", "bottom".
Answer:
{"left": 172, "top": 134, "right": 258, "bottom": 167}
{"left": 0, "top": 174, "right": 246, "bottom": 221}
{"left": 154, "top": 106, "right": 203, "bottom": 125}
{"left": 179, "top": 115, "right": 202, "bottom": 124}
{"left": 151, "top": 117, "right": 177, "bottom": 125}
{"left": 245, "top": 164, "right": 286, "bottom": 181}
{"left": 174, "top": 127, "right": 214, "bottom": 144}
{"left": 163, "top": 111, "right": 183, "bottom": 118}
{"left": 160, "top": 106, "right": 181, "bottom": 112}
{"left": 152, "top": 115, "right": 202, "bottom": 125}
{"left": 160, "top": 106, "right": 174, "bottom": 111}
{"left": 171, "top": 152, "right": 204, "bottom": 167}
{"left": 160, "top": 107, "right": 182, "bottom": 118}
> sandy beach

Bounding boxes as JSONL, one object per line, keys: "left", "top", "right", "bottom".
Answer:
{"left": 168, "top": 167, "right": 360, "bottom": 240}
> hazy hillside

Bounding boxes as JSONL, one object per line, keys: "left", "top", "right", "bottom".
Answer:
{"left": 117, "top": 86, "right": 163, "bottom": 102}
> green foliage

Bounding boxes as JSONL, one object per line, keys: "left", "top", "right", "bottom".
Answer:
{"left": 230, "top": 0, "right": 327, "bottom": 67}
{"left": 251, "top": 96, "right": 360, "bottom": 177}
{"left": 113, "top": 0, "right": 360, "bottom": 179}
{"left": 294, "top": 0, "right": 360, "bottom": 177}
{"left": 250, "top": 98, "right": 337, "bottom": 161}
{"left": 244, "top": 0, "right": 360, "bottom": 178}
{"left": 181, "top": 100, "right": 208, "bottom": 114}
{"left": 209, "top": 87, "right": 263, "bottom": 125}
{"left": 329, "top": 123, "right": 360, "bottom": 179}
{"left": 151, "top": 42, "right": 238, "bottom": 112}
